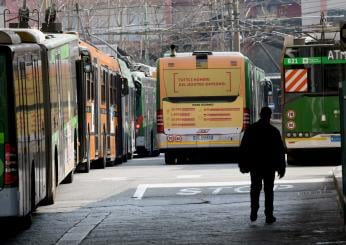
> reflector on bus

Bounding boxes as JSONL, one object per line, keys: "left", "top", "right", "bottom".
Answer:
{"left": 285, "top": 69, "right": 308, "bottom": 92}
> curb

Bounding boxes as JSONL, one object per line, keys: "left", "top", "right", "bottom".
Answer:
{"left": 333, "top": 166, "right": 346, "bottom": 212}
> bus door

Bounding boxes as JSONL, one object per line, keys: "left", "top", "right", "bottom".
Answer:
{"left": 16, "top": 53, "right": 43, "bottom": 214}
{"left": 55, "top": 52, "right": 65, "bottom": 181}
{"left": 31, "top": 54, "right": 46, "bottom": 202}
{"left": 109, "top": 73, "right": 116, "bottom": 157}
{"left": 106, "top": 70, "right": 111, "bottom": 155}
{"left": 115, "top": 73, "right": 123, "bottom": 160}
{"left": 93, "top": 61, "right": 99, "bottom": 156}
{"left": 100, "top": 67, "right": 109, "bottom": 161}
{"left": 76, "top": 59, "right": 87, "bottom": 162}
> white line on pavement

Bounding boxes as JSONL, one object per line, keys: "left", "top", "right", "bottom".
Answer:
{"left": 132, "top": 178, "right": 332, "bottom": 200}
{"left": 101, "top": 177, "right": 128, "bottom": 181}
{"left": 176, "top": 175, "right": 202, "bottom": 179}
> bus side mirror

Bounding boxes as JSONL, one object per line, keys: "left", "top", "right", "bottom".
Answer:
{"left": 122, "top": 78, "right": 129, "bottom": 95}
{"left": 84, "top": 64, "right": 91, "bottom": 73}
{"left": 340, "top": 22, "right": 346, "bottom": 45}
{"left": 82, "top": 56, "right": 91, "bottom": 73}
{"left": 276, "top": 88, "right": 282, "bottom": 106}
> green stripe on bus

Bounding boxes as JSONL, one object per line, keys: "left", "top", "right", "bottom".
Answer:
{"left": 60, "top": 44, "right": 70, "bottom": 59}
{"left": 284, "top": 57, "right": 346, "bottom": 66}
{"left": 321, "top": 57, "right": 346, "bottom": 64}
{"left": 0, "top": 132, "right": 4, "bottom": 144}
{"left": 71, "top": 116, "right": 78, "bottom": 128}
{"left": 284, "top": 57, "right": 321, "bottom": 65}
{"left": 51, "top": 116, "right": 78, "bottom": 143}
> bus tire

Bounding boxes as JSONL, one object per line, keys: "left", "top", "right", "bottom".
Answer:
{"left": 41, "top": 148, "right": 58, "bottom": 205}
{"left": 115, "top": 155, "right": 123, "bottom": 164}
{"left": 62, "top": 170, "right": 74, "bottom": 184}
{"left": 287, "top": 152, "right": 296, "bottom": 165}
{"left": 101, "top": 131, "right": 107, "bottom": 168}
{"left": 83, "top": 132, "right": 91, "bottom": 173}
{"left": 151, "top": 150, "right": 160, "bottom": 157}
{"left": 21, "top": 213, "right": 33, "bottom": 229}
{"left": 122, "top": 153, "right": 128, "bottom": 162}
{"left": 31, "top": 161, "right": 36, "bottom": 212}
{"left": 165, "top": 152, "right": 176, "bottom": 165}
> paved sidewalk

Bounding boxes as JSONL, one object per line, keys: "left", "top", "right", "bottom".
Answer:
{"left": 333, "top": 165, "right": 346, "bottom": 224}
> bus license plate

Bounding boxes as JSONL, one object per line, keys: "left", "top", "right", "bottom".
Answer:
{"left": 331, "top": 135, "right": 341, "bottom": 142}
{"left": 193, "top": 135, "right": 213, "bottom": 141}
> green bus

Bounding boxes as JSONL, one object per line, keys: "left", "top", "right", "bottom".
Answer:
{"left": 132, "top": 65, "right": 159, "bottom": 157}
{"left": 0, "top": 28, "right": 79, "bottom": 222}
{"left": 282, "top": 39, "right": 346, "bottom": 163}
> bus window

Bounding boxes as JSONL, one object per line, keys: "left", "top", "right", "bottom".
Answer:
{"left": 101, "top": 68, "right": 107, "bottom": 104}
{"left": 87, "top": 73, "right": 91, "bottom": 101}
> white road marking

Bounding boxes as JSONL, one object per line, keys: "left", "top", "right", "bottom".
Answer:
{"left": 176, "top": 175, "right": 202, "bottom": 179}
{"left": 101, "top": 177, "right": 128, "bottom": 181}
{"left": 132, "top": 178, "right": 332, "bottom": 200}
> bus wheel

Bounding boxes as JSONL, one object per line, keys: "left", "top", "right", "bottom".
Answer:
{"left": 31, "top": 161, "right": 36, "bottom": 212}
{"left": 165, "top": 152, "right": 176, "bottom": 165}
{"left": 287, "top": 153, "right": 296, "bottom": 165}
{"left": 83, "top": 133, "right": 91, "bottom": 173}
{"left": 115, "top": 155, "right": 123, "bottom": 164}
{"left": 151, "top": 150, "right": 160, "bottom": 157}
{"left": 122, "top": 153, "right": 128, "bottom": 162}
{"left": 62, "top": 170, "right": 73, "bottom": 184}
{"left": 41, "top": 149, "right": 58, "bottom": 205}
{"left": 21, "top": 213, "right": 33, "bottom": 229}
{"left": 101, "top": 132, "right": 107, "bottom": 168}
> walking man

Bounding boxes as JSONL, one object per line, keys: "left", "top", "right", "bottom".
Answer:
{"left": 239, "top": 106, "right": 286, "bottom": 224}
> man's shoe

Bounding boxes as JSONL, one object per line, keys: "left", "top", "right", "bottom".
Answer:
{"left": 265, "top": 215, "right": 276, "bottom": 224}
{"left": 250, "top": 211, "right": 257, "bottom": 222}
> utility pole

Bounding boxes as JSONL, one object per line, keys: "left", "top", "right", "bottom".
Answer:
{"left": 225, "top": 0, "right": 233, "bottom": 51}
{"left": 144, "top": 1, "right": 149, "bottom": 64}
{"left": 232, "top": 0, "right": 240, "bottom": 52}
{"left": 66, "top": 0, "right": 72, "bottom": 31}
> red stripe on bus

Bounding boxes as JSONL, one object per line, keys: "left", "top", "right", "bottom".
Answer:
{"left": 286, "top": 70, "right": 307, "bottom": 92}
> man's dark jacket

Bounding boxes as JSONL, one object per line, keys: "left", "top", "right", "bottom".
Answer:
{"left": 239, "top": 119, "right": 286, "bottom": 174}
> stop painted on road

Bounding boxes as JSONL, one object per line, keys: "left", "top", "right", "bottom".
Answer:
{"left": 176, "top": 184, "right": 294, "bottom": 195}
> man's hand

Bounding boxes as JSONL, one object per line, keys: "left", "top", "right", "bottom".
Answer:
{"left": 278, "top": 169, "right": 285, "bottom": 179}
{"left": 240, "top": 167, "right": 250, "bottom": 174}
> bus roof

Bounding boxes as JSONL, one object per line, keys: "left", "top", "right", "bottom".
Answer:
{"left": 166, "top": 51, "right": 245, "bottom": 58}
{"left": 0, "top": 28, "right": 78, "bottom": 48}
{"left": 285, "top": 42, "right": 336, "bottom": 49}
{"left": 0, "top": 28, "right": 45, "bottom": 43}
{"left": 118, "top": 59, "right": 135, "bottom": 88}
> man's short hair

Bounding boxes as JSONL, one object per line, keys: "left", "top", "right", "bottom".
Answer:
{"left": 260, "top": 106, "right": 272, "bottom": 119}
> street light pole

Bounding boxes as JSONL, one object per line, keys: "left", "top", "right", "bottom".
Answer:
{"left": 232, "top": 0, "right": 240, "bottom": 52}
{"left": 144, "top": 1, "right": 149, "bottom": 64}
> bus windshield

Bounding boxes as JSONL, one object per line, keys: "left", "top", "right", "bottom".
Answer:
{"left": 284, "top": 46, "right": 346, "bottom": 94}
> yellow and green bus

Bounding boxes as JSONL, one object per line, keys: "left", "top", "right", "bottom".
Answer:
{"left": 156, "top": 50, "right": 270, "bottom": 164}
{"left": 132, "top": 65, "right": 159, "bottom": 157}
{"left": 282, "top": 39, "right": 346, "bottom": 163}
{"left": 0, "top": 28, "right": 79, "bottom": 222}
